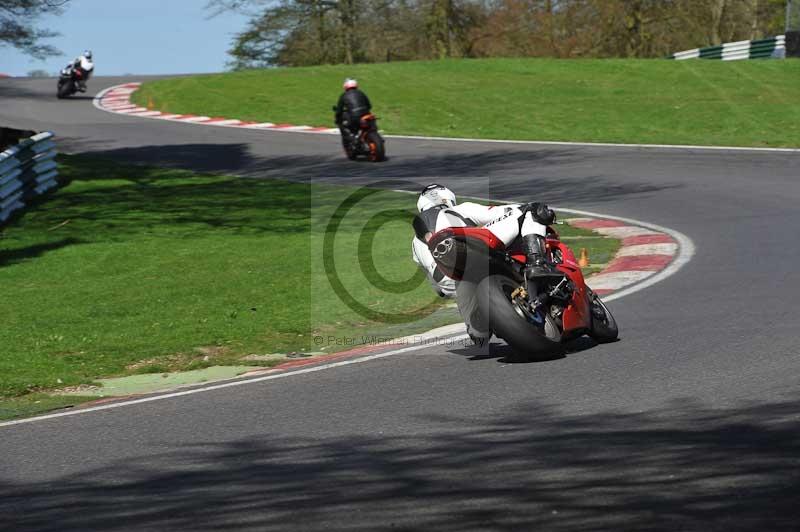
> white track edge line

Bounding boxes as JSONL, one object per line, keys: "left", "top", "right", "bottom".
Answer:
{"left": 92, "top": 83, "right": 800, "bottom": 153}
{"left": 384, "top": 134, "right": 800, "bottom": 153}
{"left": 0, "top": 205, "right": 693, "bottom": 428}
{"left": 0, "top": 336, "right": 468, "bottom": 428}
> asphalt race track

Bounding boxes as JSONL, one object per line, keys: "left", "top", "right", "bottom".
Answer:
{"left": 2, "top": 76, "right": 800, "bottom": 531}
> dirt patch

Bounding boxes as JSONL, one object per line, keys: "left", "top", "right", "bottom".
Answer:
{"left": 240, "top": 353, "right": 289, "bottom": 362}
{"left": 125, "top": 346, "right": 231, "bottom": 372}
{"left": 194, "top": 345, "right": 229, "bottom": 357}
{"left": 53, "top": 384, "right": 103, "bottom": 396}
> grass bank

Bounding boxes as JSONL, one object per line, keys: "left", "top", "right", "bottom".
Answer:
{"left": 131, "top": 58, "right": 800, "bottom": 148}
{"left": 0, "top": 156, "right": 618, "bottom": 419}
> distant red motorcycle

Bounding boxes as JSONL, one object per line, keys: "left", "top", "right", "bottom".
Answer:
{"left": 428, "top": 224, "right": 618, "bottom": 359}
{"left": 333, "top": 108, "right": 386, "bottom": 162}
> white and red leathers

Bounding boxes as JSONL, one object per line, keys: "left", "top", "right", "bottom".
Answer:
{"left": 63, "top": 54, "right": 94, "bottom": 91}
{"left": 412, "top": 202, "right": 548, "bottom": 340}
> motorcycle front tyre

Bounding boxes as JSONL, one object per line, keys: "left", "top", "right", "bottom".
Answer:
{"left": 588, "top": 291, "right": 619, "bottom": 343}
{"left": 57, "top": 80, "right": 73, "bottom": 99}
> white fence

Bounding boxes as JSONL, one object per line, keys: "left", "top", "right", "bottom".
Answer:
{"left": 0, "top": 132, "right": 59, "bottom": 225}
{"left": 671, "top": 35, "right": 786, "bottom": 60}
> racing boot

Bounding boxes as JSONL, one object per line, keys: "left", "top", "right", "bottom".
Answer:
{"left": 467, "top": 326, "right": 493, "bottom": 353}
{"left": 469, "top": 333, "right": 488, "bottom": 348}
{"left": 522, "top": 234, "right": 563, "bottom": 280}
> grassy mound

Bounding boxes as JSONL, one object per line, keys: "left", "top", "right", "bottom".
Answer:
{"left": 131, "top": 58, "right": 800, "bottom": 148}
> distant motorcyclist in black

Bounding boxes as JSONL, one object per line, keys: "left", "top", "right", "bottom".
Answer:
{"left": 335, "top": 78, "right": 371, "bottom": 143}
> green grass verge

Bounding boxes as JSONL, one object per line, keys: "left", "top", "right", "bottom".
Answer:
{"left": 131, "top": 58, "right": 800, "bottom": 148}
{"left": 0, "top": 155, "right": 617, "bottom": 418}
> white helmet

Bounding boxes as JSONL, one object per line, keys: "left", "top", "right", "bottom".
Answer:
{"left": 343, "top": 78, "right": 358, "bottom": 90}
{"left": 83, "top": 50, "right": 93, "bottom": 60}
{"left": 417, "top": 184, "right": 456, "bottom": 212}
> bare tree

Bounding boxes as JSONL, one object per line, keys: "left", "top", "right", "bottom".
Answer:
{"left": 26, "top": 68, "right": 50, "bottom": 77}
{"left": 0, "top": 0, "right": 70, "bottom": 58}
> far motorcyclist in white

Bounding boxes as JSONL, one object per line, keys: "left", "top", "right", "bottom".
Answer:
{"left": 411, "top": 184, "right": 559, "bottom": 346}
{"left": 57, "top": 50, "right": 94, "bottom": 99}
{"left": 67, "top": 50, "right": 94, "bottom": 91}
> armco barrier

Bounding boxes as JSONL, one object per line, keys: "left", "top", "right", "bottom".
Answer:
{"left": 670, "top": 35, "right": 785, "bottom": 60}
{"left": 0, "top": 132, "right": 59, "bottom": 225}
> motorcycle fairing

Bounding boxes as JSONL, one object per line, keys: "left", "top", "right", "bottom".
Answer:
{"left": 548, "top": 239, "right": 591, "bottom": 333}
{"left": 428, "top": 226, "right": 592, "bottom": 335}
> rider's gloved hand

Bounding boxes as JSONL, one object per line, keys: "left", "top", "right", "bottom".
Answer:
{"left": 522, "top": 202, "right": 556, "bottom": 226}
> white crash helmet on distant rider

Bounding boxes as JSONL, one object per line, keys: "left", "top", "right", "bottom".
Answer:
{"left": 79, "top": 50, "right": 94, "bottom": 72}
{"left": 343, "top": 78, "right": 358, "bottom": 90}
{"left": 417, "top": 184, "right": 457, "bottom": 212}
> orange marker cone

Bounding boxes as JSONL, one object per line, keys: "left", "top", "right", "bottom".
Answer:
{"left": 147, "top": 96, "right": 154, "bottom": 110}
{"left": 578, "top": 248, "right": 590, "bottom": 268}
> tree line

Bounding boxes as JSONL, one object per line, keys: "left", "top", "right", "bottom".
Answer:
{"left": 1, "top": 1, "right": 790, "bottom": 68}
{"left": 209, "top": 0, "right": 789, "bottom": 67}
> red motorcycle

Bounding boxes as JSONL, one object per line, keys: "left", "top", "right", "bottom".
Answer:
{"left": 428, "top": 224, "right": 618, "bottom": 360}
{"left": 333, "top": 108, "right": 386, "bottom": 162}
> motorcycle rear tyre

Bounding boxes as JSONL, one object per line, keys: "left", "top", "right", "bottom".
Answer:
{"left": 477, "top": 275, "right": 562, "bottom": 361}
{"left": 365, "top": 131, "right": 385, "bottom": 162}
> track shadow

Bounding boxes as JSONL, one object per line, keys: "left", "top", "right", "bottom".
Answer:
{"left": 1, "top": 397, "right": 798, "bottom": 531}
{"left": 59, "top": 95, "right": 95, "bottom": 101}
{"left": 75, "top": 142, "right": 681, "bottom": 205}
{"left": 450, "top": 342, "right": 521, "bottom": 362}
{"left": 0, "top": 238, "right": 80, "bottom": 267}
{"left": 0, "top": 81, "right": 46, "bottom": 100}
{"left": 1, "top": 154, "right": 317, "bottom": 268}
{"left": 0, "top": 81, "right": 94, "bottom": 101}
{"left": 38, "top": 155, "right": 317, "bottom": 239}
{"left": 452, "top": 335, "right": 598, "bottom": 363}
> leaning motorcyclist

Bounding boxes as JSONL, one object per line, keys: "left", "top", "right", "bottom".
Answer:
{"left": 334, "top": 78, "right": 371, "bottom": 144}
{"left": 64, "top": 50, "right": 94, "bottom": 92}
{"left": 411, "top": 184, "right": 558, "bottom": 346}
